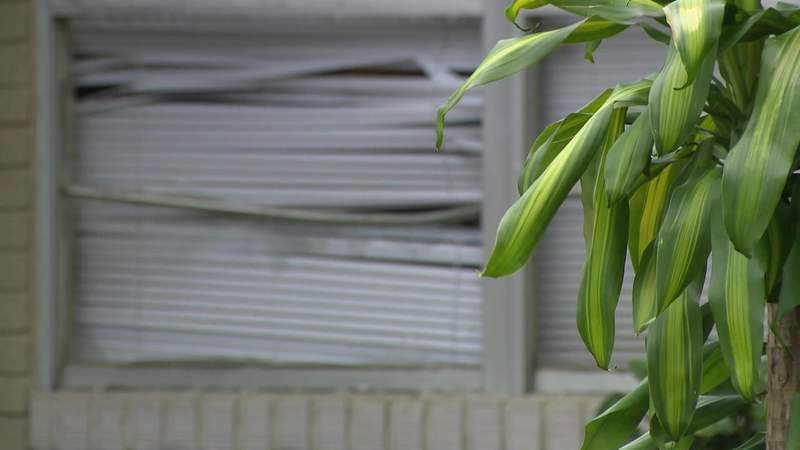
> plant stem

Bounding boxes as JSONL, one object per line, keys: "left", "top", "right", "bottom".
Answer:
{"left": 767, "top": 304, "right": 800, "bottom": 449}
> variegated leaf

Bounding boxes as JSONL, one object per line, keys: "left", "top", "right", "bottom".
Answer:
{"left": 655, "top": 151, "right": 719, "bottom": 312}
{"left": 605, "top": 108, "right": 654, "bottom": 204}
{"left": 647, "top": 277, "right": 705, "bottom": 441}
{"left": 722, "top": 24, "right": 800, "bottom": 256}
{"left": 436, "top": 18, "right": 628, "bottom": 150}
{"left": 482, "top": 81, "right": 651, "bottom": 278}
{"left": 709, "top": 188, "right": 767, "bottom": 401}
{"left": 632, "top": 243, "right": 657, "bottom": 334}
{"left": 663, "top": 0, "right": 725, "bottom": 86}
{"left": 648, "top": 41, "right": 715, "bottom": 154}
{"left": 504, "top": 0, "right": 664, "bottom": 25}
{"left": 628, "top": 158, "right": 686, "bottom": 270}
{"left": 518, "top": 89, "right": 613, "bottom": 194}
{"left": 577, "top": 108, "right": 628, "bottom": 369}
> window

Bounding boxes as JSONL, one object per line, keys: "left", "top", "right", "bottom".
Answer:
{"left": 52, "top": 18, "right": 490, "bottom": 390}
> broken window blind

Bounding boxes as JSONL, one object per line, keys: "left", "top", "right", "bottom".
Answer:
{"left": 67, "top": 19, "right": 484, "bottom": 366}
{"left": 534, "top": 27, "right": 667, "bottom": 370}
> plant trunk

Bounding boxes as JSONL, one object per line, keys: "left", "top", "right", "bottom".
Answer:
{"left": 767, "top": 303, "right": 800, "bottom": 450}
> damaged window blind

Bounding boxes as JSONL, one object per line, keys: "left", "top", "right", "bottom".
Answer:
{"left": 66, "top": 19, "right": 484, "bottom": 366}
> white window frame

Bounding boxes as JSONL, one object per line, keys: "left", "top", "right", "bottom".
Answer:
{"left": 34, "top": 0, "right": 538, "bottom": 394}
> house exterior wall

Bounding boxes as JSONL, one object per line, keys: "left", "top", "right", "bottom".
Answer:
{"left": 29, "top": 391, "right": 602, "bottom": 450}
{"left": 0, "top": 0, "right": 36, "bottom": 448}
{"left": 0, "top": 2, "right": 616, "bottom": 449}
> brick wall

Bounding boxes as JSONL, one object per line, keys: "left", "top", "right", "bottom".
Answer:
{"left": 0, "top": 0, "right": 36, "bottom": 448}
{"left": 30, "top": 391, "right": 603, "bottom": 450}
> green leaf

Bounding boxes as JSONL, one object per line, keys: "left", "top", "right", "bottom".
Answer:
{"left": 504, "top": 0, "right": 663, "bottom": 24}
{"left": 518, "top": 89, "right": 613, "bottom": 195}
{"left": 605, "top": 108, "right": 654, "bottom": 204}
{"left": 663, "top": 0, "right": 725, "bottom": 87}
{"left": 581, "top": 381, "right": 649, "bottom": 450}
{"left": 787, "top": 392, "right": 800, "bottom": 450}
{"left": 700, "top": 341, "right": 731, "bottom": 394}
{"left": 632, "top": 244, "right": 658, "bottom": 334}
{"left": 719, "top": 41, "right": 762, "bottom": 114}
{"left": 777, "top": 229, "right": 800, "bottom": 320}
{"left": 721, "top": 25, "right": 800, "bottom": 256}
{"left": 504, "top": 0, "right": 547, "bottom": 26}
{"left": 481, "top": 81, "right": 651, "bottom": 278}
{"left": 620, "top": 396, "right": 746, "bottom": 449}
{"left": 648, "top": 41, "right": 715, "bottom": 154}
{"left": 655, "top": 151, "right": 719, "bottom": 312}
{"left": 777, "top": 181, "right": 800, "bottom": 320}
{"left": 731, "top": 433, "right": 765, "bottom": 450}
{"left": 641, "top": 22, "right": 672, "bottom": 45}
{"left": 577, "top": 108, "right": 629, "bottom": 369}
{"left": 436, "top": 21, "right": 584, "bottom": 151}
{"left": 628, "top": 158, "right": 686, "bottom": 270}
{"left": 709, "top": 188, "right": 766, "bottom": 401}
{"left": 647, "top": 277, "right": 704, "bottom": 441}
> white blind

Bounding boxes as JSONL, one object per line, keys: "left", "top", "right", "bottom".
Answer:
{"left": 534, "top": 27, "right": 666, "bottom": 370}
{"left": 68, "top": 19, "right": 484, "bottom": 366}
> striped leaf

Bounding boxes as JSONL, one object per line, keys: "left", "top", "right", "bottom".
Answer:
{"left": 655, "top": 151, "right": 719, "bottom": 312}
{"left": 628, "top": 159, "right": 686, "bottom": 270}
{"left": 632, "top": 244, "right": 657, "bottom": 334}
{"left": 436, "top": 18, "right": 627, "bottom": 150}
{"left": 620, "top": 396, "right": 746, "bottom": 450}
{"left": 504, "top": 0, "right": 664, "bottom": 24}
{"left": 648, "top": 41, "right": 715, "bottom": 154}
{"left": 605, "top": 108, "right": 654, "bottom": 204}
{"left": 518, "top": 90, "right": 613, "bottom": 194}
{"left": 722, "top": 25, "right": 800, "bottom": 256}
{"left": 482, "top": 81, "right": 650, "bottom": 278}
{"left": 577, "top": 108, "right": 629, "bottom": 369}
{"left": 719, "top": 41, "right": 762, "bottom": 114}
{"left": 700, "top": 342, "right": 731, "bottom": 394}
{"left": 663, "top": 0, "right": 725, "bottom": 86}
{"left": 709, "top": 189, "right": 767, "bottom": 401}
{"left": 647, "top": 277, "right": 705, "bottom": 441}
{"left": 581, "top": 381, "right": 649, "bottom": 450}
{"left": 436, "top": 21, "right": 583, "bottom": 150}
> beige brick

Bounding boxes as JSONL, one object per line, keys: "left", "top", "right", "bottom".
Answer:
{"left": 312, "top": 396, "right": 347, "bottom": 450}
{"left": 88, "top": 394, "right": 125, "bottom": 450}
{"left": 162, "top": 395, "right": 197, "bottom": 450}
{"left": 425, "top": 398, "right": 463, "bottom": 450}
{"left": 237, "top": 394, "right": 271, "bottom": 450}
{"left": 0, "top": 3, "right": 29, "bottom": 41}
{"left": 124, "top": 394, "right": 161, "bottom": 450}
{"left": 30, "top": 390, "right": 52, "bottom": 450}
{"left": 388, "top": 399, "right": 423, "bottom": 450}
{"left": 350, "top": 397, "right": 384, "bottom": 450}
{"left": 274, "top": 397, "right": 309, "bottom": 450}
{"left": 466, "top": 398, "right": 501, "bottom": 450}
{"left": 0, "top": 292, "right": 29, "bottom": 332}
{"left": 506, "top": 398, "right": 543, "bottom": 450}
{"left": 0, "top": 251, "right": 27, "bottom": 289}
{"left": 51, "top": 393, "right": 89, "bottom": 450}
{"left": 0, "top": 43, "right": 31, "bottom": 85}
{"left": 0, "top": 377, "right": 29, "bottom": 414}
{"left": 0, "top": 127, "right": 31, "bottom": 166}
{"left": 0, "top": 416, "right": 27, "bottom": 450}
{"left": 0, "top": 334, "right": 29, "bottom": 375}
{"left": 543, "top": 400, "right": 583, "bottom": 450}
{"left": 0, "top": 88, "right": 30, "bottom": 123}
{"left": 0, "top": 212, "right": 28, "bottom": 247}
{"left": 0, "top": 170, "right": 30, "bottom": 207}
{"left": 200, "top": 394, "right": 235, "bottom": 450}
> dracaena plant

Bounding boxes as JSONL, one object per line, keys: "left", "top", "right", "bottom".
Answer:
{"left": 436, "top": 0, "right": 800, "bottom": 448}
